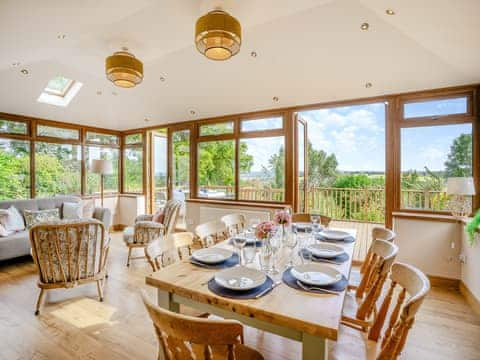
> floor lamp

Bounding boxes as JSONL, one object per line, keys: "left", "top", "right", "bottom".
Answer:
{"left": 92, "top": 159, "right": 113, "bottom": 207}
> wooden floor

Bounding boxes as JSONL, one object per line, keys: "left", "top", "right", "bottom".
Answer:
{"left": 1, "top": 232, "right": 479, "bottom": 360}
{"left": 331, "top": 220, "right": 381, "bottom": 262}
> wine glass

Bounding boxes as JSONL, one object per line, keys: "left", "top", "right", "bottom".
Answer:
{"left": 298, "top": 234, "right": 312, "bottom": 264}
{"left": 232, "top": 235, "right": 247, "bottom": 265}
{"left": 243, "top": 243, "right": 257, "bottom": 266}
{"left": 249, "top": 218, "right": 260, "bottom": 232}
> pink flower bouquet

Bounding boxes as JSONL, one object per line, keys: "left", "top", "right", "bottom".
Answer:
{"left": 255, "top": 220, "right": 276, "bottom": 240}
{"left": 274, "top": 210, "right": 291, "bottom": 225}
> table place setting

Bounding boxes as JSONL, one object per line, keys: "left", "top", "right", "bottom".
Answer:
{"left": 282, "top": 263, "right": 347, "bottom": 295}
{"left": 299, "top": 243, "right": 350, "bottom": 265}
{"left": 228, "top": 235, "right": 263, "bottom": 247}
{"left": 315, "top": 229, "right": 356, "bottom": 243}
{"left": 189, "top": 248, "right": 239, "bottom": 269}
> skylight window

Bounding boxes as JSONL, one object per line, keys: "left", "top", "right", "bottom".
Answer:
{"left": 37, "top": 75, "right": 82, "bottom": 107}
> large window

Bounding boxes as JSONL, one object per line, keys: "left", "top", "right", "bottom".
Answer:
{"left": 401, "top": 124, "right": 472, "bottom": 211}
{"left": 0, "top": 139, "right": 30, "bottom": 200}
{"left": 239, "top": 137, "right": 285, "bottom": 202}
{"left": 197, "top": 140, "right": 235, "bottom": 199}
{"left": 35, "top": 142, "right": 81, "bottom": 197}
{"left": 123, "top": 147, "right": 143, "bottom": 193}
{"left": 86, "top": 147, "right": 119, "bottom": 194}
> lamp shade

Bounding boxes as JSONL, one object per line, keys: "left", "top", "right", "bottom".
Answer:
{"left": 446, "top": 177, "right": 475, "bottom": 196}
{"left": 91, "top": 159, "right": 113, "bottom": 175}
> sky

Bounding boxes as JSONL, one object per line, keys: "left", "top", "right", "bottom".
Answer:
{"left": 299, "top": 100, "right": 471, "bottom": 173}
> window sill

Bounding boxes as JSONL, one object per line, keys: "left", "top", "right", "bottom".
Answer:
{"left": 392, "top": 211, "right": 462, "bottom": 223}
{"left": 186, "top": 198, "right": 288, "bottom": 209}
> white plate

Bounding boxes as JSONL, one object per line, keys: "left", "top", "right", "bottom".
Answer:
{"left": 191, "top": 248, "right": 233, "bottom": 264}
{"left": 231, "top": 236, "right": 256, "bottom": 244}
{"left": 307, "top": 243, "right": 345, "bottom": 258}
{"left": 291, "top": 263, "right": 343, "bottom": 286}
{"left": 214, "top": 266, "right": 267, "bottom": 291}
{"left": 319, "top": 230, "right": 350, "bottom": 240}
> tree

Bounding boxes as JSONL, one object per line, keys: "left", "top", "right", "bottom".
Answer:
{"left": 307, "top": 141, "right": 338, "bottom": 186}
{"left": 444, "top": 133, "right": 472, "bottom": 177}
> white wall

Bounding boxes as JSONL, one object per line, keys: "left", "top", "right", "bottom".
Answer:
{"left": 393, "top": 217, "right": 462, "bottom": 279}
{"left": 91, "top": 194, "right": 145, "bottom": 227}
{"left": 460, "top": 226, "right": 480, "bottom": 301}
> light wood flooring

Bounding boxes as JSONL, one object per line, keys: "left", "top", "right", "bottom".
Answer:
{"left": 1, "top": 232, "right": 479, "bottom": 360}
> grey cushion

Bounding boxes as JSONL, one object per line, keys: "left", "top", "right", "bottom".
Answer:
{"left": 0, "top": 231, "right": 30, "bottom": 261}
{"left": 123, "top": 227, "right": 134, "bottom": 243}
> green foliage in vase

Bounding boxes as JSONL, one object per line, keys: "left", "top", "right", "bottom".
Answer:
{"left": 466, "top": 210, "right": 480, "bottom": 246}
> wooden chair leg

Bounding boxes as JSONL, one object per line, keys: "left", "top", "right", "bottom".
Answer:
{"left": 126, "top": 247, "right": 132, "bottom": 267}
{"left": 96, "top": 280, "right": 104, "bottom": 302}
{"left": 35, "top": 288, "right": 46, "bottom": 316}
{"left": 145, "top": 247, "right": 156, "bottom": 272}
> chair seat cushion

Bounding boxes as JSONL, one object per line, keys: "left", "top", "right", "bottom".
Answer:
{"left": 123, "top": 226, "right": 134, "bottom": 244}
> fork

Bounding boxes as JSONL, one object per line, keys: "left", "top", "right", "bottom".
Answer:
{"left": 255, "top": 281, "right": 282, "bottom": 298}
{"left": 296, "top": 280, "right": 340, "bottom": 295}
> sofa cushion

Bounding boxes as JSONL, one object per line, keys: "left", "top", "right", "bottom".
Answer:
{"left": 2, "top": 206, "right": 25, "bottom": 232}
{"left": 63, "top": 202, "right": 83, "bottom": 220}
{"left": 24, "top": 208, "right": 60, "bottom": 228}
{"left": 0, "top": 231, "right": 30, "bottom": 261}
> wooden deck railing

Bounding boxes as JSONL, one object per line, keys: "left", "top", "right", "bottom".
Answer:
{"left": 154, "top": 186, "right": 449, "bottom": 223}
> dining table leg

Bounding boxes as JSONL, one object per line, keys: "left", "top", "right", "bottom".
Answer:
{"left": 157, "top": 289, "right": 179, "bottom": 312}
{"left": 302, "top": 332, "right": 328, "bottom": 360}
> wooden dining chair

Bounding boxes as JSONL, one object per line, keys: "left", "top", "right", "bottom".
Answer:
{"left": 221, "top": 213, "right": 246, "bottom": 236}
{"left": 146, "top": 232, "right": 196, "bottom": 271}
{"left": 195, "top": 220, "right": 226, "bottom": 248}
{"left": 29, "top": 219, "right": 108, "bottom": 315}
{"left": 360, "top": 227, "right": 396, "bottom": 275}
{"left": 141, "top": 291, "right": 264, "bottom": 360}
{"left": 342, "top": 239, "right": 399, "bottom": 332}
{"left": 291, "top": 213, "right": 332, "bottom": 227}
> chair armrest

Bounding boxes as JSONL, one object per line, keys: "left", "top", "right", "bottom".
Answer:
{"left": 93, "top": 207, "right": 112, "bottom": 231}
{"left": 135, "top": 214, "right": 154, "bottom": 223}
{"left": 135, "top": 221, "right": 165, "bottom": 230}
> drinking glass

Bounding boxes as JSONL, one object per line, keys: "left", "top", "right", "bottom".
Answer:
{"left": 310, "top": 214, "right": 320, "bottom": 234}
{"left": 268, "top": 230, "right": 282, "bottom": 275}
{"left": 284, "top": 232, "right": 298, "bottom": 268}
{"left": 249, "top": 218, "right": 260, "bottom": 232}
{"left": 243, "top": 243, "right": 257, "bottom": 266}
{"left": 232, "top": 235, "right": 247, "bottom": 265}
{"left": 259, "top": 243, "right": 272, "bottom": 273}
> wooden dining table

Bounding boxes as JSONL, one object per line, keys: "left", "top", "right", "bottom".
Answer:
{"left": 145, "top": 228, "right": 356, "bottom": 360}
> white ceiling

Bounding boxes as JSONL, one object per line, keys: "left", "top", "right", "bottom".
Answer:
{"left": 0, "top": 0, "right": 479, "bottom": 130}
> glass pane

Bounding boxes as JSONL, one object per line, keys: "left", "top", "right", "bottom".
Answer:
{"left": 37, "top": 124, "right": 79, "bottom": 140}
{"left": 0, "top": 139, "right": 30, "bottom": 200}
{"left": 0, "top": 119, "right": 27, "bottom": 135}
{"left": 153, "top": 132, "right": 168, "bottom": 209}
{"left": 123, "top": 147, "right": 143, "bottom": 193}
{"left": 125, "top": 133, "right": 143, "bottom": 144}
{"left": 241, "top": 117, "right": 283, "bottom": 132}
{"left": 298, "top": 102, "right": 386, "bottom": 223}
{"left": 35, "top": 142, "right": 81, "bottom": 197}
{"left": 401, "top": 124, "right": 472, "bottom": 211}
{"left": 297, "top": 121, "right": 306, "bottom": 212}
{"left": 86, "top": 131, "right": 119, "bottom": 145}
{"left": 199, "top": 122, "right": 234, "bottom": 136}
{"left": 197, "top": 140, "right": 235, "bottom": 199}
{"left": 404, "top": 97, "right": 468, "bottom": 119}
{"left": 239, "top": 136, "right": 285, "bottom": 202}
{"left": 86, "top": 147, "right": 119, "bottom": 194}
{"left": 45, "top": 76, "right": 73, "bottom": 96}
{"left": 173, "top": 130, "right": 190, "bottom": 196}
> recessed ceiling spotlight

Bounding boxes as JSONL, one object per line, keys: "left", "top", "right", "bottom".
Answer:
{"left": 250, "top": 51, "right": 257, "bottom": 58}
{"left": 189, "top": 109, "right": 196, "bottom": 116}
{"left": 160, "top": 76, "right": 166, "bottom": 82}
{"left": 386, "top": 9, "right": 395, "bottom": 15}
{"left": 57, "top": 34, "right": 66, "bottom": 40}
{"left": 20, "top": 69, "right": 29, "bottom": 75}
{"left": 361, "top": 22, "right": 370, "bottom": 31}
{"left": 96, "top": 90, "right": 102, "bottom": 95}
{"left": 273, "top": 96, "right": 279, "bottom": 102}
{"left": 11, "top": 62, "right": 20, "bottom": 67}
{"left": 365, "top": 82, "right": 373, "bottom": 88}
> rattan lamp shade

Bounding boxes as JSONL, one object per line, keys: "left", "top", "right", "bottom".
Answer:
{"left": 195, "top": 10, "right": 241, "bottom": 61}
{"left": 105, "top": 50, "right": 143, "bottom": 88}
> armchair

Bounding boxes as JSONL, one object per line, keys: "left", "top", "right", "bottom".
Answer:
{"left": 123, "top": 200, "right": 182, "bottom": 267}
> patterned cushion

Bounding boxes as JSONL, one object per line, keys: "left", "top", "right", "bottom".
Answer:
{"left": 24, "top": 209, "right": 60, "bottom": 229}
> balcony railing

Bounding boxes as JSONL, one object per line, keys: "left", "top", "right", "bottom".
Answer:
{"left": 154, "top": 186, "right": 450, "bottom": 223}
